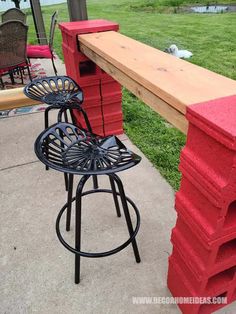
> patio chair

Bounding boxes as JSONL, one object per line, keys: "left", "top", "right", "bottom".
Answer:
{"left": 1, "top": 8, "right": 26, "bottom": 24}
{"left": 0, "top": 20, "right": 31, "bottom": 88}
{"left": 27, "top": 11, "right": 58, "bottom": 75}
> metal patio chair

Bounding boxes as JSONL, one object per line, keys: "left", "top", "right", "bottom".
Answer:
{"left": 27, "top": 11, "right": 58, "bottom": 75}
{"left": 0, "top": 20, "right": 31, "bottom": 89}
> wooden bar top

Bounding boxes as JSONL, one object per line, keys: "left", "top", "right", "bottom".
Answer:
{"left": 79, "top": 31, "right": 236, "bottom": 114}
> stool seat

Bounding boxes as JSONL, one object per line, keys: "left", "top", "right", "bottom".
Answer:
{"left": 23, "top": 76, "right": 83, "bottom": 106}
{"left": 35, "top": 122, "right": 141, "bottom": 175}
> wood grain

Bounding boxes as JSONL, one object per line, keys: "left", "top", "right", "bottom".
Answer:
{"left": 79, "top": 31, "right": 236, "bottom": 113}
{"left": 80, "top": 45, "right": 188, "bottom": 133}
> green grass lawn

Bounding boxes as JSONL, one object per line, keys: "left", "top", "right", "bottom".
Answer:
{"left": 24, "top": 0, "right": 236, "bottom": 190}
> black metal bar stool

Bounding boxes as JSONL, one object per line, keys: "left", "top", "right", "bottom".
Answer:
{"left": 34, "top": 122, "right": 141, "bottom": 284}
{"left": 23, "top": 76, "right": 98, "bottom": 191}
{"left": 23, "top": 76, "right": 84, "bottom": 129}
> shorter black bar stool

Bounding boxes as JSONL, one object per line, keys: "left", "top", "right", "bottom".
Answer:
{"left": 34, "top": 122, "right": 141, "bottom": 284}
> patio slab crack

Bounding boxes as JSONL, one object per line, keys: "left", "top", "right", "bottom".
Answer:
{"left": 0, "top": 160, "right": 39, "bottom": 172}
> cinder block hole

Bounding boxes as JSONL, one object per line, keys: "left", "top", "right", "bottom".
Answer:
{"left": 224, "top": 201, "right": 236, "bottom": 229}
{"left": 206, "top": 266, "right": 236, "bottom": 293}
{"left": 216, "top": 238, "right": 236, "bottom": 263}
{"left": 199, "top": 292, "right": 227, "bottom": 313}
{"left": 79, "top": 61, "right": 96, "bottom": 77}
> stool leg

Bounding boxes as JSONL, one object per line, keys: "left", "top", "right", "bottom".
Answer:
{"left": 92, "top": 175, "right": 98, "bottom": 189}
{"left": 44, "top": 106, "right": 57, "bottom": 171}
{"left": 69, "top": 108, "right": 76, "bottom": 125}
{"left": 58, "top": 108, "right": 69, "bottom": 123}
{"left": 75, "top": 175, "right": 90, "bottom": 284}
{"left": 44, "top": 105, "right": 51, "bottom": 130}
{"left": 57, "top": 125, "right": 69, "bottom": 192}
{"left": 64, "top": 173, "right": 69, "bottom": 191}
{"left": 66, "top": 174, "right": 74, "bottom": 232}
{"left": 57, "top": 108, "right": 64, "bottom": 123}
{"left": 80, "top": 107, "right": 93, "bottom": 134}
{"left": 44, "top": 107, "right": 50, "bottom": 171}
{"left": 56, "top": 108, "right": 70, "bottom": 191}
{"left": 111, "top": 174, "right": 141, "bottom": 263}
{"left": 109, "top": 176, "right": 121, "bottom": 217}
{"left": 64, "top": 110, "right": 69, "bottom": 123}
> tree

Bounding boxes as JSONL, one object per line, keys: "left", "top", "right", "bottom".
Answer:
{"left": 1, "top": 0, "right": 27, "bottom": 9}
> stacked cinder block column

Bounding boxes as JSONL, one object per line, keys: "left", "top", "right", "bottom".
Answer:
{"left": 59, "top": 20, "right": 122, "bottom": 136}
{"left": 100, "top": 72, "right": 123, "bottom": 136}
{"left": 168, "top": 95, "right": 236, "bottom": 314}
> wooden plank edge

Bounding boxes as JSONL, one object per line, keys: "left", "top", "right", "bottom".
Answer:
{"left": 80, "top": 44, "right": 188, "bottom": 134}
{"left": 0, "top": 87, "right": 40, "bottom": 111}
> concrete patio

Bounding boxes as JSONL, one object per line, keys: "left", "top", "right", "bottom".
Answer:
{"left": 1, "top": 58, "right": 235, "bottom": 314}
{"left": 0, "top": 110, "right": 178, "bottom": 314}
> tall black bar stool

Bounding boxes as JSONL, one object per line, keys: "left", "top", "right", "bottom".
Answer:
{"left": 23, "top": 76, "right": 98, "bottom": 191}
{"left": 34, "top": 122, "right": 141, "bottom": 284}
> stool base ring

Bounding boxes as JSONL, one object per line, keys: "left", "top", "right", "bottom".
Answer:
{"left": 56, "top": 189, "right": 140, "bottom": 258}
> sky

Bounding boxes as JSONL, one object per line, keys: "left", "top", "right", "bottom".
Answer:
{"left": 0, "top": 0, "right": 67, "bottom": 11}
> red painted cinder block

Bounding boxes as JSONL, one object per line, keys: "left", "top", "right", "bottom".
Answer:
{"left": 92, "top": 125, "right": 104, "bottom": 137}
{"left": 168, "top": 256, "right": 200, "bottom": 314}
{"left": 62, "top": 41, "right": 104, "bottom": 84}
{"left": 73, "top": 99, "right": 103, "bottom": 131}
{"left": 171, "top": 214, "right": 236, "bottom": 277}
{"left": 104, "top": 121, "right": 123, "bottom": 136}
{"left": 100, "top": 71, "right": 115, "bottom": 81}
{"left": 101, "top": 77, "right": 122, "bottom": 99}
{"left": 175, "top": 181, "right": 224, "bottom": 242}
{"left": 61, "top": 50, "right": 103, "bottom": 84}
{"left": 63, "top": 44, "right": 89, "bottom": 62}
{"left": 169, "top": 95, "right": 236, "bottom": 314}
{"left": 59, "top": 20, "right": 119, "bottom": 54}
{"left": 186, "top": 95, "right": 236, "bottom": 189}
{"left": 79, "top": 79, "right": 101, "bottom": 102}
{"left": 176, "top": 178, "right": 236, "bottom": 241}
{"left": 102, "top": 94, "right": 122, "bottom": 115}
{"left": 59, "top": 20, "right": 124, "bottom": 137}
{"left": 103, "top": 111, "right": 123, "bottom": 123}
{"left": 102, "top": 111, "right": 123, "bottom": 136}
{"left": 171, "top": 245, "right": 236, "bottom": 297}
{"left": 231, "top": 287, "right": 236, "bottom": 302}
{"left": 103, "top": 112, "right": 123, "bottom": 136}
{"left": 59, "top": 20, "right": 119, "bottom": 82}
{"left": 85, "top": 108, "right": 103, "bottom": 123}
{"left": 187, "top": 95, "right": 236, "bottom": 149}
{"left": 168, "top": 255, "right": 231, "bottom": 314}
{"left": 74, "top": 114, "right": 104, "bottom": 136}
{"left": 59, "top": 19, "right": 119, "bottom": 36}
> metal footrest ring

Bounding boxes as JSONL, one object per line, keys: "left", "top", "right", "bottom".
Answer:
{"left": 56, "top": 189, "right": 140, "bottom": 258}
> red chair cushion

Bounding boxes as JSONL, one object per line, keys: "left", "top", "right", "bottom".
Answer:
{"left": 27, "top": 45, "right": 52, "bottom": 59}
